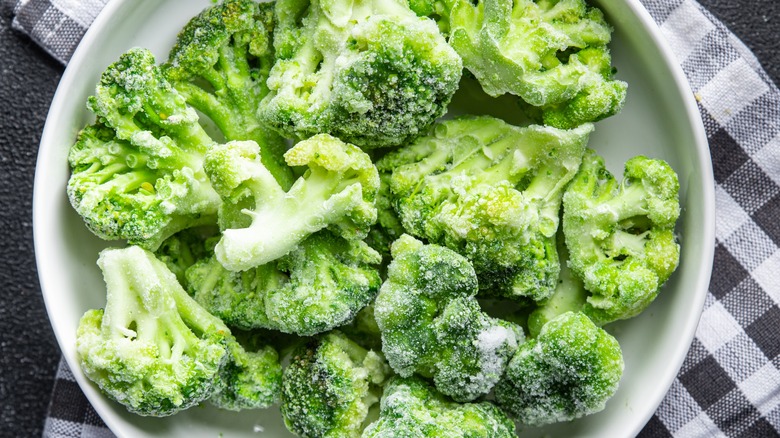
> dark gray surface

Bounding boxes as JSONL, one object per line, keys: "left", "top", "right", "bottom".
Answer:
{"left": 0, "top": 0, "right": 777, "bottom": 436}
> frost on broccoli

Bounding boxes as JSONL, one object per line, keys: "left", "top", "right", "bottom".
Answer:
{"left": 281, "top": 331, "right": 390, "bottom": 437}
{"left": 374, "top": 235, "right": 521, "bottom": 402}
{"left": 414, "top": 0, "right": 627, "bottom": 128}
{"left": 68, "top": 49, "right": 222, "bottom": 250}
{"left": 210, "top": 329, "right": 283, "bottom": 411}
{"left": 203, "top": 135, "right": 379, "bottom": 272}
{"left": 258, "top": 0, "right": 462, "bottom": 148}
{"left": 75, "top": 246, "right": 229, "bottom": 416}
{"left": 494, "top": 311, "right": 624, "bottom": 425}
{"left": 362, "top": 376, "right": 516, "bottom": 438}
{"left": 562, "top": 149, "right": 680, "bottom": 325}
{"left": 186, "top": 230, "right": 382, "bottom": 336}
{"left": 378, "top": 116, "right": 591, "bottom": 302}
{"left": 164, "top": 0, "right": 293, "bottom": 188}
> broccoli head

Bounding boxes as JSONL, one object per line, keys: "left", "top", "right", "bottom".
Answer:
{"left": 154, "top": 226, "right": 219, "bottom": 288}
{"left": 210, "top": 329, "right": 283, "bottom": 411}
{"left": 374, "top": 235, "right": 522, "bottom": 402}
{"left": 363, "top": 376, "right": 516, "bottom": 437}
{"left": 186, "top": 229, "right": 382, "bottom": 336}
{"left": 562, "top": 149, "right": 680, "bottom": 325}
{"left": 75, "top": 246, "right": 229, "bottom": 416}
{"left": 414, "top": 0, "right": 627, "bottom": 128}
{"left": 203, "top": 134, "right": 379, "bottom": 271}
{"left": 494, "top": 311, "right": 624, "bottom": 426}
{"left": 164, "top": 0, "right": 293, "bottom": 188}
{"left": 281, "top": 331, "right": 390, "bottom": 437}
{"left": 68, "top": 48, "right": 222, "bottom": 250}
{"left": 378, "top": 116, "right": 591, "bottom": 302}
{"left": 258, "top": 0, "right": 462, "bottom": 148}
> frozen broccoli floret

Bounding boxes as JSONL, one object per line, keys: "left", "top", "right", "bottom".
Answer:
{"left": 362, "top": 376, "right": 516, "bottom": 437}
{"left": 186, "top": 230, "right": 382, "bottom": 336}
{"left": 210, "top": 329, "right": 283, "bottom": 411}
{"left": 281, "top": 331, "right": 391, "bottom": 437}
{"left": 258, "top": 0, "right": 462, "bottom": 148}
{"left": 494, "top": 311, "right": 624, "bottom": 425}
{"left": 203, "top": 135, "right": 379, "bottom": 271}
{"left": 378, "top": 116, "right": 591, "bottom": 302}
{"left": 164, "top": 0, "right": 293, "bottom": 188}
{"left": 414, "top": 0, "right": 627, "bottom": 128}
{"left": 67, "top": 49, "right": 222, "bottom": 250}
{"left": 374, "top": 235, "right": 521, "bottom": 402}
{"left": 75, "top": 246, "right": 230, "bottom": 416}
{"left": 364, "top": 173, "right": 406, "bottom": 268}
{"left": 562, "top": 149, "right": 680, "bottom": 325}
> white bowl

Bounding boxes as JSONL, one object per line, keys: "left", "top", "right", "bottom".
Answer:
{"left": 33, "top": 0, "right": 715, "bottom": 436}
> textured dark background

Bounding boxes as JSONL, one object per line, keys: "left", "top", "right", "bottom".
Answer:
{"left": 0, "top": 0, "right": 778, "bottom": 436}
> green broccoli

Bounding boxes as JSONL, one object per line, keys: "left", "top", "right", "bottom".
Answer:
{"left": 494, "top": 311, "right": 624, "bottom": 426}
{"left": 340, "top": 304, "right": 383, "bottom": 351}
{"left": 377, "top": 116, "right": 591, "bottom": 302}
{"left": 186, "top": 229, "right": 382, "bottom": 336}
{"left": 374, "top": 235, "right": 522, "bottom": 402}
{"left": 67, "top": 49, "right": 222, "bottom": 250}
{"left": 203, "top": 134, "right": 379, "bottom": 272}
{"left": 258, "top": 0, "right": 462, "bottom": 148}
{"left": 210, "top": 329, "right": 283, "bottom": 411}
{"left": 281, "top": 331, "right": 391, "bottom": 437}
{"left": 164, "top": 0, "right": 293, "bottom": 188}
{"left": 413, "top": 0, "right": 627, "bottom": 128}
{"left": 75, "top": 246, "right": 230, "bottom": 416}
{"left": 562, "top": 149, "right": 680, "bottom": 325}
{"left": 364, "top": 172, "right": 406, "bottom": 270}
{"left": 362, "top": 376, "right": 516, "bottom": 437}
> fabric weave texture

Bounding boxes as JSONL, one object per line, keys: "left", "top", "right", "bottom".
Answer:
{"left": 13, "top": 0, "right": 780, "bottom": 436}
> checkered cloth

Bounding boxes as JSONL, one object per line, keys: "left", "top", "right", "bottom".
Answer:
{"left": 11, "top": 0, "right": 778, "bottom": 436}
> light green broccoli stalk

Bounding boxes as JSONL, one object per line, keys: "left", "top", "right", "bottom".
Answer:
{"left": 75, "top": 246, "right": 230, "bottom": 416}
{"left": 494, "top": 311, "right": 624, "bottom": 425}
{"left": 164, "top": 0, "right": 293, "bottom": 188}
{"left": 562, "top": 149, "right": 680, "bottom": 325}
{"left": 203, "top": 135, "right": 379, "bottom": 272}
{"left": 259, "top": 0, "right": 462, "bottom": 148}
{"left": 67, "top": 49, "right": 222, "bottom": 250}
{"left": 362, "top": 376, "right": 516, "bottom": 437}
{"left": 412, "top": 0, "right": 627, "bottom": 128}
{"left": 374, "top": 235, "right": 522, "bottom": 402}
{"left": 210, "top": 329, "right": 283, "bottom": 411}
{"left": 186, "top": 229, "right": 382, "bottom": 336}
{"left": 281, "top": 331, "right": 391, "bottom": 437}
{"left": 378, "top": 116, "right": 591, "bottom": 302}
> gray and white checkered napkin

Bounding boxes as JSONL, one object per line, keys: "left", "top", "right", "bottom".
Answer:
{"left": 14, "top": 0, "right": 778, "bottom": 436}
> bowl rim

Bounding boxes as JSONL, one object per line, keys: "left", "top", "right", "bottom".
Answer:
{"left": 32, "top": 0, "right": 715, "bottom": 436}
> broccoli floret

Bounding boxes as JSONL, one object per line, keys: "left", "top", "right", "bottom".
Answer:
{"left": 494, "top": 311, "right": 624, "bottom": 426}
{"left": 258, "top": 0, "right": 462, "bottom": 148}
{"left": 415, "top": 0, "right": 627, "bottom": 128}
{"left": 374, "top": 235, "right": 522, "bottom": 402}
{"left": 68, "top": 48, "right": 223, "bottom": 250}
{"left": 281, "top": 331, "right": 391, "bottom": 437}
{"left": 75, "top": 246, "right": 230, "bottom": 416}
{"left": 203, "top": 135, "right": 379, "bottom": 272}
{"left": 186, "top": 230, "right": 382, "bottom": 336}
{"left": 364, "top": 173, "right": 406, "bottom": 270}
{"left": 362, "top": 376, "right": 516, "bottom": 437}
{"left": 378, "top": 116, "right": 591, "bottom": 302}
{"left": 164, "top": 0, "right": 293, "bottom": 188}
{"left": 210, "top": 329, "right": 283, "bottom": 411}
{"left": 562, "top": 149, "right": 680, "bottom": 325}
